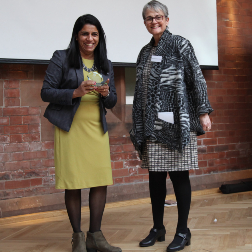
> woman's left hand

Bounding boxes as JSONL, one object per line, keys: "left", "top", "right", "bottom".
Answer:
{"left": 96, "top": 79, "right": 110, "bottom": 97}
{"left": 199, "top": 113, "right": 211, "bottom": 131}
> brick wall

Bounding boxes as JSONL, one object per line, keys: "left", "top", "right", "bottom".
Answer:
{"left": 198, "top": 0, "right": 252, "bottom": 174}
{"left": 0, "top": 0, "right": 252, "bottom": 217}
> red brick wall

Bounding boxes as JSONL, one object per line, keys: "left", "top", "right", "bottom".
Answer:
{"left": 198, "top": 0, "right": 252, "bottom": 174}
{"left": 0, "top": 0, "right": 252, "bottom": 215}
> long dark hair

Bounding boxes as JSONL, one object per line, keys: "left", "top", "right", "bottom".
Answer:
{"left": 67, "top": 14, "right": 109, "bottom": 74}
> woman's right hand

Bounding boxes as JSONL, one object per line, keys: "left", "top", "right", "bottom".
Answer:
{"left": 72, "top": 80, "right": 96, "bottom": 98}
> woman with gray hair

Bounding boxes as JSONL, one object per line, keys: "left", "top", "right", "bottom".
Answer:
{"left": 130, "top": 1, "right": 213, "bottom": 251}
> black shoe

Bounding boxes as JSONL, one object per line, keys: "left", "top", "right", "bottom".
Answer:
{"left": 139, "top": 227, "right": 166, "bottom": 247}
{"left": 167, "top": 229, "right": 191, "bottom": 252}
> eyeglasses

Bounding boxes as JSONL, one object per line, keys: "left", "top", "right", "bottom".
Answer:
{"left": 145, "top": 15, "right": 164, "bottom": 23}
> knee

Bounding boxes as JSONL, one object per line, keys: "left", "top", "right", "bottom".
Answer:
{"left": 149, "top": 171, "right": 167, "bottom": 185}
{"left": 169, "top": 171, "right": 189, "bottom": 184}
{"left": 65, "top": 189, "right": 81, "bottom": 198}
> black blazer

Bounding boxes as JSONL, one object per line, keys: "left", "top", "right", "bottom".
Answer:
{"left": 41, "top": 50, "right": 117, "bottom": 133}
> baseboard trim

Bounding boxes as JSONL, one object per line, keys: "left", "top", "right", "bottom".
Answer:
{"left": 0, "top": 169, "right": 251, "bottom": 218}
{"left": 0, "top": 187, "right": 221, "bottom": 226}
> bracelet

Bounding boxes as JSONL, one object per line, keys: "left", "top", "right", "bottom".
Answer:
{"left": 102, "top": 89, "right": 110, "bottom": 98}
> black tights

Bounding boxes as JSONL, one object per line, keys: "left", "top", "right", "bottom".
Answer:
{"left": 65, "top": 186, "right": 107, "bottom": 233}
{"left": 149, "top": 170, "right": 191, "bottom": 234}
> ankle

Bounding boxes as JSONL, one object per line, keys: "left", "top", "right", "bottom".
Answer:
{"left": 73, "top": 230, "right": 82, "bottom": 233}
{"left": 88, "top": 229, "right": 101, "bottom": 233}
{"left": 153, "top": 225, "right": 165, "bottom": 230}
{"left": 176, "top": 227, "right": 188, "bottom": 234}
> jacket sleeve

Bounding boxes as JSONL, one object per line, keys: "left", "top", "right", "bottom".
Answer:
{"left": 41, "top": 50, "right": 76, "bottom": 106}
{"left": 101, "top": 61, "right": 117, "bottom": 109}
{"left": 180, "top": 40, "right": 213, "bottom": 116}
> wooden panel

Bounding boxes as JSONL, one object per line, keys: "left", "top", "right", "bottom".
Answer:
{"left": 110, "top": 66, "right": 125, "bottom": 122}
{"left": 0, "top": 80, "right": 3, "bottom": 106}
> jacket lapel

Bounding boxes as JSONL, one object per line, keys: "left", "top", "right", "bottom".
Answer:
{"left": 76, "top": 56, "right": 84, "bottom": 87}
{"left": 144, "top": 30, "right": 174, "bottom": 135}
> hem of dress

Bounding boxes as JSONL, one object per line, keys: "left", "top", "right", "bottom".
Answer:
{"left": 55, "top": 182, "right": 113, "bottom": 190}
{"left": 142, "top": 167, "right": 199, "bottom": 171}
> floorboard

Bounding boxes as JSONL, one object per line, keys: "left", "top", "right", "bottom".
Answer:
{"left": 0, "top": 189, "right": 251, "bottom": 252}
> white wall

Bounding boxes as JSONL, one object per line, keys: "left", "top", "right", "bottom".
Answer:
{"left": 1, "top": 0, "right": 218, "bottom": 66}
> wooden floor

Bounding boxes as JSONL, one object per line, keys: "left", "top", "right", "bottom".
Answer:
{"left": 0, "top": 189, "right": 252, "bottom": 252}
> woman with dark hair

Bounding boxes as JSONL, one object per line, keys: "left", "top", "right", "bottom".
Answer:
{"left": 41, "top": 14, "right": 121, "bottom": 252}
{"left": 130, "top": 1, "right": 213, "bottom": 252}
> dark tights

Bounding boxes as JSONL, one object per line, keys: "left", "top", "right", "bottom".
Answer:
{"left": 149, "top": 170, "right": 191, "bottom": 234}
{"left": 65, "top": 186, "right": 107, "bottom": 233}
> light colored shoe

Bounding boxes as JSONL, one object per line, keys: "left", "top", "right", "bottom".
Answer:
{"left": 72, "top": 232, "right": 87, "bottom": 252}
{"left": 86, "top": 230, "right": 122, "bottom": 252}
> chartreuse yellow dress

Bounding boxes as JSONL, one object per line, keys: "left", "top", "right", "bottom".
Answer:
{"left": 54, "top": 59, "right": 113, "bottom": 189}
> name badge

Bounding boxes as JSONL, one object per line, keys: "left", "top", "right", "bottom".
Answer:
{"left": 151, "top": 55, "right": 162, "bottom": 62}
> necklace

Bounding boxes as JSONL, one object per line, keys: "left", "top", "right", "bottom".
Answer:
{"left": 82, "top": 62, "right": 97, "bottom": 72}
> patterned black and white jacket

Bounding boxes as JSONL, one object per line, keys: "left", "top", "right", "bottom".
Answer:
{"left": 130, "top": 29, "right": 213, "bottom": 158}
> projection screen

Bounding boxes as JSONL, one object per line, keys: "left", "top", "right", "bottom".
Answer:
{"left": 0, "top": 0, "right": 218, "bottom": 68}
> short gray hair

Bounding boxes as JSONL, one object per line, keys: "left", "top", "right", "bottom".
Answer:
{"left": 142, "top": 0, "right": 169, "bottom": 20}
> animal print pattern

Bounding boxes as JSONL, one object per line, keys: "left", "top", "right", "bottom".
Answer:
{"left": 130, "top": 29, "right": 213, "bottom": 158}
